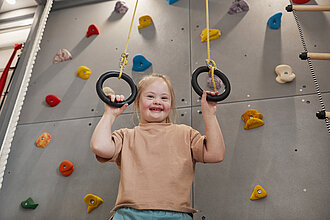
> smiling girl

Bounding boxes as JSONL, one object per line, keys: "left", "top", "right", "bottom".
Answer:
{"left": 90, "top": 73, "right": 225, "bottom": 220}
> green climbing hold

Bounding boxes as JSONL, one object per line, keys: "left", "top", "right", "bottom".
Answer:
{"left": 21, "top": 197, "right": 39, "bottom": 209}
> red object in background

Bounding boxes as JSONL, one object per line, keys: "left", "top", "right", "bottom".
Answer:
{"left": 45, "top": 94, "right": 61, "bottom": 107}
{"left": 59, "top": 160, "right": 74, "bottom": 177}
{"left": 86, "top": 24, "right": 100, "bottom": 38}
{"left": 0, "top": 43, "right": 22, "bottom": 97}
{"left": 292, "top": 0, "right": 311, "bottom": 4}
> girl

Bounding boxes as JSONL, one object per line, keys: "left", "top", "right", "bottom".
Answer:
{"left": 90, "top": 73, "right": 225, "bottom": 219}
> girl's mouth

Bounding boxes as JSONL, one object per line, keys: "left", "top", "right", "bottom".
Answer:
{"left": 150, "top": 108, "right": 163, "bottom": 111}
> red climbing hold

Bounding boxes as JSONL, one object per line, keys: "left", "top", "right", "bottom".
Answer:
{"left": 292, "top": 0, "right": 310, "bottom": 4}
{"left": 86, "top": 24, "right": 99, "bottom": 38}
{"left": 45, "top": 94, "right": 61, "bottom": 107}
{"left": 59, "top": 160, "right": 74, "bottom": 177}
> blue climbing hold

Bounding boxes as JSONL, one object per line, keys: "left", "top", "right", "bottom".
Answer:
{"left": 267, "top": 12, "right": 282, "bottom": 30}
{"left": 167, "top": 0, "right": 179, "bottom": 5}
{"left": 132, "top": 55, "right": 152, "bottom": 72}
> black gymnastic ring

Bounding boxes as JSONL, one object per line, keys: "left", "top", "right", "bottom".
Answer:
{"left": 96, "top": 71, "right": 137, "bottom": 108}
{"left": 191, "top": 66, "right": 231, "bottom": 102}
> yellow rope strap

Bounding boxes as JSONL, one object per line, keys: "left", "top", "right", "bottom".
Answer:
{"left": 205, "top": 0, "right": 217, "bottom": 93}
{"left": 119, "top": 0, "right": 139, "bottom": 79}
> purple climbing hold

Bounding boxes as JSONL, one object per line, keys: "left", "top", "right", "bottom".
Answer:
{"left": 228, "top": 0, "right": 249, "bottom": 15}
{"left": 207, "top": 75, "right": 223, "bottom": 91}
{"left": 114, "top": 1, "right": 128, "bottom": 14}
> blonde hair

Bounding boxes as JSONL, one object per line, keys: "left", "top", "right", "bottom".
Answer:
{"left": 134, "top": 73, "right": 177, "bottom": 123}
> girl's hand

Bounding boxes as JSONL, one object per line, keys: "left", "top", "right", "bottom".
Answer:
{"left": 104, "top": 95, "right": 128, "bottom": 118}
{"left": 201, "top": 90, "right": 218, "bottom": 117}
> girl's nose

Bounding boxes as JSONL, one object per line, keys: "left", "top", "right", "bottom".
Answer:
{"left": 153, "top": 98, "right": 161, "bottom": 104}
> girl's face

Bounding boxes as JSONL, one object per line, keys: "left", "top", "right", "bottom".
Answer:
{"left": 139, "top": 78, "right": 171, "bottom": 123}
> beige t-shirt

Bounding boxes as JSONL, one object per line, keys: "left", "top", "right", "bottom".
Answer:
{"left": 97, "top": 123, "right": 206, "bottom": 215}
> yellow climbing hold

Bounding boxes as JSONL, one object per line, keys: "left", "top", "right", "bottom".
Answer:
{"left": 77, "top": 66, "right": 91, "bottom": 79}
{"left": 84, "top": 194, "right": 103, "bottom": 213}
{"left": 200, "top": 28, "right": 221, "bottom": 42}
{"left": 250, "top": 185, "right": 267, "bottom": 200}
{"left": 138, "top": 15, "right": 152, "bottom": 29}
{"left": 103, "top": 87, "right": 115, "bottom": 96}
{"left": 241, "top": 109, "right": 264, "bottom": 130}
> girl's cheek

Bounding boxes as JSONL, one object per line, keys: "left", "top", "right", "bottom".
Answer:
{"left": 164, "top": 103, "right": 171, "bottom": 112}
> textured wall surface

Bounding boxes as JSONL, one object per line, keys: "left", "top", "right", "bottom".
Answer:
{"left": 0, "top": 0, "right": 329, "bottom": 219}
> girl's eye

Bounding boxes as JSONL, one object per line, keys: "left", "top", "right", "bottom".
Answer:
{"left": 161, "top": 97, "right": 168, "bottom": 100}
{"left": 147, "top": 95, "right": 154, "bottom": 98}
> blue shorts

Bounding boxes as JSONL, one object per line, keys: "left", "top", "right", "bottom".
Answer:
{"left": 113, "top": 207, "right": 193, "bottom": 220}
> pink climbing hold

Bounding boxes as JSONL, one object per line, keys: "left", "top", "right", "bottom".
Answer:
{"left": 228, "top": 0, "right": 249, "bottom": 15}
{"left": 53, "top": 49, "right": 72, "bottom": 64}
{"left": 114, "top": 1, "right": 128, "bottom": 14}
{"left": 207, "top": 75, "right": 223, "bottom": 91}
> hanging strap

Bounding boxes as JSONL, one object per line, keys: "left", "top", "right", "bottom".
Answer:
{"left": 119, "top": 0, "right": 139, "bottom": 79}
{"left": 205, "top": 0, "right": 217, "bottom": 92}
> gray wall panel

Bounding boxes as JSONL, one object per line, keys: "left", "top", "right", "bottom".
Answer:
{"left": 19, "top": 0, "right": 191, "bottom": 124}
{"left": 193, "top": 93, "right": 330, "bottom": 219}
{"left": 190, "top": 0, "right": 330, "bottom": 105}
{"left": 0, "top": 117, "right": 120, "bottom": 220}
{"left": 0, "top": 107, "right": 192, "bottom": 220}
{"left": 1, "top": 0, "right": 330, "bottom": 219}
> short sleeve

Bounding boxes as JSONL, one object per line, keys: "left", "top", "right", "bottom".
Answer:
{"left": 95, "top": 128, "right": 126, "bottom": 166}
{"left": 190, "top": 128, "right": 206, "bottom": 163}
{"left": 109, "top": 128, "right": 127, "bottom": 166}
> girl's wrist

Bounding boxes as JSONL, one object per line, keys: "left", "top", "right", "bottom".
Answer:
{"left": 103, "top": 111, "right": 117, "bottom": 121}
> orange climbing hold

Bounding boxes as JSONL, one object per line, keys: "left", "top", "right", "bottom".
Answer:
{"left": 59, "top": 160, "right": 74, "bottom": 177}
{"left": 36, "top": 132, "right": 52, "bottom": 148}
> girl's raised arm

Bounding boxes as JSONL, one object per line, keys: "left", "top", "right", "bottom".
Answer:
{"left": 200, "top": 91, "right": 225, "bottom": 163}
{"left": 90, "top": 95, "right": 127, "bottom": 161}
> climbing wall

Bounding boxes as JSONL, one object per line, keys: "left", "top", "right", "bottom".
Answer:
{"left": 0, "top": 0, "right": 329, "bottom": 219}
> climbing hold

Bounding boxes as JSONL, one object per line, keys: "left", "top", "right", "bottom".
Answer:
{"left": 45, "top": 94, "right": 61, "bottom": 107}
{"left": 292, "top": 0, "right": 310, "bottom": 4}
{"left": 114, "top": 1, "right": 128, "bottom": 14}
{"left": 53, "top": 49, "right": 72, "bottom": 64}
{"left": 250, "top": 185, "right": 267, "bottom": 200}
{"left": 241, "top": 109, "right": 264, "bottom": 130}
{"left": 86, "top": 24, "right": 99, "bottom": 38}
{"left": 207, "top": 75, "right": 223, "bottom": 91}
{"left": 138, "top": 15, "right": 152, "bottom": 29}
{"left": 167, "top": 0, "right": 179, "bottom": 4}
{"left": 228, "top": 0, "right": 249, "bottom": 15}
{"left": 84, "top": 194, "right": 103, "bottom": 213}
{"left": 275, "top": 64, "right": 295, "bottom": 84}
{"left": 59, "top": 160, "right": 74, "bottom": 177}
{"left": 103, "top": 87, "right": 115, "bottom": 97}
{"left": 77, "top": 66, "right": 92, "bottom": 79}
{"left": 36, "top": 132, "right": 52, "bottom": 148}
{"left": 21, "top": 197, "right": 38, "bottom": 209}
{"left": 200, "top": 28, "right": 221, "bottom": 42}
{"left": 132, "top": 55, "right": 152, "bottom": 72}
{"left": 267, "top": 12, "right": 282, "bottom": 30}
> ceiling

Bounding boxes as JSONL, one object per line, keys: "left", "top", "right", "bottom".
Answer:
{"left": 0, "top": 0, "right": 39, "bottom": 49}
{"left": 0, "top": 0, "right": 38, "bottom": 13}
